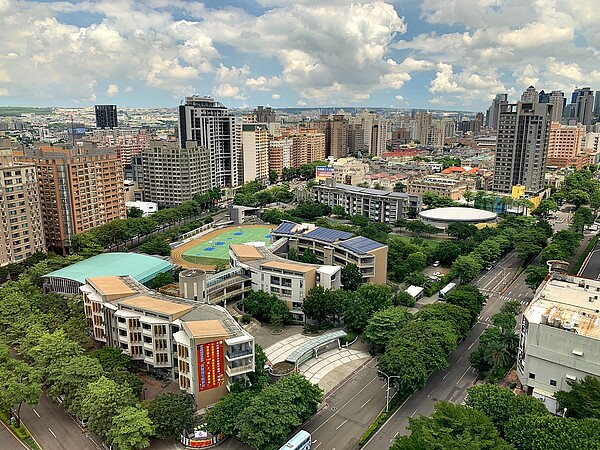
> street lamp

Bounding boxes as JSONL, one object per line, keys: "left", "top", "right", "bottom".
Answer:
{"left": 378, "top": 370, "right": 400, "bottom": 412}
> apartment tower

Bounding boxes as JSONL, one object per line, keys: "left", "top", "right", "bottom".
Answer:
{"left": 142, "top": 140, "right": 211, "bottom": 208}
{"left": 241, "top": 124, "right": 269, "bottom": 184}
{"left": 492, "top": 102, "right": 553, "bottom": 195}
{"left": 14, "top": 143, "right": 126, "bottom": 254}
{"left": 95, "top": 104, "right": 119, "bottom": 129}
{"left": 178, "top": 96, "right": 242, "bottom": 188}
{"left": 0, "top": 141, "right": 45, "bottom": 265}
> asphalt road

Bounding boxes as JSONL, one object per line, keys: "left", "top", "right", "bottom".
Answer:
{"left": 363, "top": 251, "right": 533, "bottom": 450}
{"left": 0, "top": 421, "right": 26, "bottom": 450}
{"left": 19, "top": 395, "right": 100, "bottom": 450}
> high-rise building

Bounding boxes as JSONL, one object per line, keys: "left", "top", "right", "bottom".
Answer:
{"left": 0, "top": 141, "right": 46, "bottom": 265}
{"left": 178, "top": 96, "right": 242, "bottom": 188}
{"left": 414, "top": 111, "right": 432, "bottom": 145}
{"left": 254, "top": 106, "right": 276, "bottom": 124}
{"left": 142, "top": 140, "right": 211, "bottom": 208}
{"left": 14, "top": 143, "right": 126, "bottom": 254}
{"left": 241, "top": 124, "right": 269, "bottom": 184}
{"left": 492, "top": 102, "right": 553, "bottom": 195}
{"left": 486, "top": 94, "right": 508, "bottom": 130}
{"left": 347, "top": 123, "right": 366, "bottom": 154}
{"left": 315, "top": 114, "right": 349, "bottom": 158}
{"left": 268, "top": 138, "right": 293, "bottom": 177}
{"left": 95, "top": 104, "right": 118, "bottom": 129}
{"left": 546, "top": 122, "right": 586, "bottom": 168}
{"left": 292, "top": 129, "right": 326, "bottom": 166}
{"left": 547, "top": 91, "right": 565, "bottom": 123}
{"left": 521, "top": 86, "right": 539, "bottom": 103}
{"left": 573, "top": 87, "right": 595, "bottom": 129}
{"left": 593, "top": 91, "right": 600, "bottom": 121}
{"left": 370, "top": 119, "right": 390, "bottom": 157}
{"left": 91, "top": 128, "right": 149, "bottom": 165}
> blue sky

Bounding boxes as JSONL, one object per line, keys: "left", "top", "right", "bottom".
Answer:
{"left": 0, "top": 0, "right": 598, "bottom": 111}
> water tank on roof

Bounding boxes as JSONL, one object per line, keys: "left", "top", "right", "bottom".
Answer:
{"left": 179, "top": 269, "right": 207, "bottom": 303}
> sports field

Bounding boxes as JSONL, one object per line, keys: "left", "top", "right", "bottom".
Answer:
{"left": 178, "top": 225, "right": 274, "bottom": 266}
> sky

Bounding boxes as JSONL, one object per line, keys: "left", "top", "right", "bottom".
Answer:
{"left": 0, "top": 0, "right": 599, "bottom": 111}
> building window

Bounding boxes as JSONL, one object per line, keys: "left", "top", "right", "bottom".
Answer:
{"left": 550, "top": 379, "right": 557, "bottom": 387}
{"left": 529, "top": 372, "right": 536, "bottom": 380}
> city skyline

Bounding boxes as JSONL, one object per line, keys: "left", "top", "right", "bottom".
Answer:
{"left": 0, "top": 0, "right": 598, "bottom": 111}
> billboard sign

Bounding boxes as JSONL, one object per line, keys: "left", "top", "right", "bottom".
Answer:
{"left": 315, "top": 166, "right": 334, "bottom": 181}
{"left": 197, "top": 340, "right": 224, "bottom": 391}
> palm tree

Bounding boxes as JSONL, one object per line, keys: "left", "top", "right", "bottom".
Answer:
{"left": 485, "top": 339, "right": 511, "bottom": 373}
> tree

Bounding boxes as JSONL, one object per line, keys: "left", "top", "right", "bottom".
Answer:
{"left": 302, "top": 286, "right": 335, "bottom": 327}
{"left": 463, "top": 189, "right": 475, "bottom": 205}
{"left": 407, "top": 252, "right": 428, "bottom": 272}
{"left": 47, "top": 355, "right": 104, "bottom": 413}
{"left": 531, "top": 198, "right": 558, "bottom": 218}
{"left": 525, "top": 266, "right": 549, "bottom": 291}
{"left": 432, "top": 241, "right": 461, "bottom": 266}
{"left": 206, "top": 390, "right": 257, "bottom": 436}
{"left": 71, "top": 233, "right": 105, "bottom": 257}
{"left": 567, "top": 189, "right": 590, "bottom": 208}
{"left": 139, "top": 236, "right": 171, "bottom": 256}
{"left": 422, "top": 191, "right": 455, "bottom": 208}
{"left": 444, "top": 285, "right": 487, "bottom": 324}
{"left": 555, "top": 376, "right": 600, "bottom": 419}
{"left": 248, "top": 344, "right": 269, "bottom": 389}
{"left": 394, "top": 182, "right": 406, "bottom": 193}
{"left": 269, "top": 169, "right": 279, "bottom": 184}
{"left": 331, "top": 205, "right": 346, "bottom": 217}
{"left": 447, "top": 222, "right": 477, "bottom": 240}
{"left": 213, "top": 263, "right": 228, "bottom": 274}
{"left": 0, "top": 346, "right": 42, "bottom": 426}
{"left": 127, "top": 206, "right": 144, "bottom": 218}
{"left": 391, "top": 401, "right": 512, "bottom": 450}
{"left": 147, "top": 393, "right": 197, "bottom": 439}
{"left": 152, "top": 272, "right": 174, "bottom": 289}
{"left": 466, "top": 384, "right": 547, "bottom": 435}
{"left": 394, "top": 291, "right": 416, "bottom": 307}
{"left": 288, "top": 247, "right": 298, "bottom": 261}
{"left": 416, "top": 303, "right": 471, "bottom": 340}
{"left": 106, "top": 406, "right": 154, "bottom": 450}
{"left": 504, "top": 415, "right": 600, "bottom": 450}
{"left": 341, "top": 263, "right": 363, "bottom": 291}
{"left": 363, "top": 306, "right": 412, "bottom": 353}
{"left": 301, "top": 248, "right": 318, "bottom": 263}
{"left": 80, "top": 376, "right": 137, "bottom": 439}
{"left": 451, "top": 255, "right": 483, "bottom": 283}
{"left": 26, "top": 329, "right": 84, "bottom": 382}
{"left": 514, "top": 228, "right": 548, "bottom": 261}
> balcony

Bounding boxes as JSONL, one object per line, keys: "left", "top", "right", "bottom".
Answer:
{"left": 226, "top": 363, "right": 253, "bottom": 377}
{"left": 226, "top": 348, "right": 253, "bottom": 361}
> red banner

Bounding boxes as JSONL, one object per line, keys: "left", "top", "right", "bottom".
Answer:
{"left": 197, "top": 340, "right": 224, "bottom": 391}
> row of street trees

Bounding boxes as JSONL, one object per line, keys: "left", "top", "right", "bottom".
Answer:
{"left": 232, "top": 181, "right": 295, "bottom": 207}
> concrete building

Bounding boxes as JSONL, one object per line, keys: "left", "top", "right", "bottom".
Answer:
{"left": 268, "top": 138, "right": 293, "bottom": 177}
{"left": 517, "top": 273, "right": 600, "bottom": 413}
{"left": 141, "top": 140, "right": 211, "bottom": 208}
{"left": 414, "top": 111, "right": 432, "bottom": 145}
{"left": 492, "top": 102, "right": 553, "bottom": 195}
{"left": 331, "top": 157, "right": 370, "bottom": 185}
{"left": 408, "top": 176, "right": 469, "bottom": 200}
{"left": 95, "top": 104, "right": 118, "bottom": 129}
{"left": 316, "top": 114, "right": 349, "bottom": 158}
{"left": 313, "top": 180, "right": 419, "bottom": 224}
{"left": 241, "top": 124, "right": 269, "bottom": 184}
{"left": 126, "top": 201, "right": 158, "bottom": 216}
{"left": 419, "top": 207, "right": 497, "bottom": 230}
{"left": 14, "top": 143, "right": 126, "bottom": 255}
{"left": 80, "top": 274, "right": 255, "bottom": 409}
{"left": 521, "top": 86, "right": 539, "bottom": 103}
{"left": 486, "top": 94, "right": 509, "bottom": 130}
{"left": 91, "top": 128, "right": 149, "bottom": 165}
{"left": 228, "top": 244, "right": 341, "bottom": 321}
{"left": 178, "top": 96, "right": 242, "bottom": 188}
{"left": 0, "top": 144, "right": 45, "bottom": 266}
{"left": 548, "top": 91, "right": 565, "bottom": 123}
{"left": 292, "top": 129, "right": 326, "bottom": 166}
{"left": 254, "top": 106, "right": 276, "bottom": 124}
{"left": 546, "top": 122, "right": 586, "bottom": 168}
{"left": 573, "top": 87, "right": 595, "bottom": 130}
{"left": 271, "top": 221, "right": 388, "bottom": 284}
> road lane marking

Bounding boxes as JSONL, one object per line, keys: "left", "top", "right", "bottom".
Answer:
{"left": 49, "top": 428, "right": 57, "bottom": 439}
{"left": 457, "top": 367, "right": 471, "bottom": 384}
{"left": 468, "top": 342, "right": 475, "bottom": 350}
{"left": 336, "top": 419, "right": 348, "bottom": 430}
{"left": 427, "top": 389, "right": 435, "bottom": 397}
{"left": 361, "top": 399, "right": 371, "bottom": 409}
{"left": 411, "top": 409, "right": 418, "bottom": 417}
{"left": 32, "top": 409, "right": 40, "bottom": 418}
{"left": 457, "top": 356, "right": 463, "bottom": 363}
{"left": 443, "top": 372, "right": 448, "bottom": 379}
{"left": 313, "top": 442, "right": 322, "bottom": 449}
{"left": 313, "top": 376, "right": 380, "bottom": 432}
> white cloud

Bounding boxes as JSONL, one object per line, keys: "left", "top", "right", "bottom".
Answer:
{"left": 297, "top": 100, "right": 307, "bottom": 106}
{"left": 271, "top": 93, "right": 281, "bottom": 100}
{"left": 213, "top": 83, "right": 246, "bottom": 100}
{"left": 106, "top": 84, "right": 119, "bottom": 97}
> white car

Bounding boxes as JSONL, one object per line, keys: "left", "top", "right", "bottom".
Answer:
{"left": 432, "top": 261, "right": 440, "bottom": 267}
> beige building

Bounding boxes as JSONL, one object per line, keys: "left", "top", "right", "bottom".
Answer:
{"left": 0, "top": 143, "right": 45, "bottom": 265}
{"left": 316, "top": 114, "right": 349, "bottom": 158}
{"left": 517, "top": 273, "right": 600, "bottom": 413}
{"left": 14, "top": 143, "right": 126, "bottom": 255}
{"left": 229, "top": 244, "right": 341, "bottom": 321}
{"left": 81, "top": 275, "right": 255, "bottom": 409}
{"left": 271, "top": 221, "right": 388, "bottom": 284}
{"left": 547, "top": 122, "right": 585, "bottom": 162}
{"left": 292, "top": 129, "right": 326, "bottom": 166}
{"left": 331, "top": 157, "right": 370, "bottom": 185}
{"left": 141, "top": 140, "right": 211, "bottom": 208}
{"left": 268, "top": 138, "right": 293, "bottom": 177}
{"left": 408, "top": 176, "right": 470, "bottom": 200}
{"left": 241, "top": 124, "right": 269, "bottom": 184}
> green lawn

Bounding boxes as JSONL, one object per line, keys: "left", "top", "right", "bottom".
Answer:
{"left": 182, "top": 226, "right": 274, "bottom": 264}
{"left": 392, "top": 234, "right": 442, "bottom": 247}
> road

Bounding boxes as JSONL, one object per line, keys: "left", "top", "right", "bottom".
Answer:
{"left": 19, "top": 395, "right": 100, "bottom": 450}
{"left": 0, "top": 421, "right": 26, "bottom": 450}
{"left": 363, "top": 251, "right": 534, "bottom": 450}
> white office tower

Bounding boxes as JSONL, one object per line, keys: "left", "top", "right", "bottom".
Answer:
{"left": 178, "top": 96, "right": 242, "bottom": 188}
{"left": 521, "top": 86, "right": 539, "bottom": 103}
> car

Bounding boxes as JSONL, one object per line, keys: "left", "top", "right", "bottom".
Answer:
{"left": 485, "top": 265, "right": 493, "bottom": 270}
{"left": 433, "top": 271, "right": 442, "bottom": 276}
{"left": 56, "top": 395, "right": 65, "bottom": 405}
{"left": 432, "top": 261, "right": 440, "bottom": 267}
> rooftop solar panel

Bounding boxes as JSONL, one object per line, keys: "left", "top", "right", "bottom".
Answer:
{"left": 304, "top": 227, "right": 354, "bottom": 242}
{"left": 273, "top": 221, "right": 297, "bottom": 234}
{"left": 338, "top": 236, "right": 385, "bottom": 255}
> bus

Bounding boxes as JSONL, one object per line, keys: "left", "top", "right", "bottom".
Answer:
{"left": 279, "top": 430, "right": 311, "bottom": 450}
{"left": 438, "top": 282, "right": 457, "bottom": 300}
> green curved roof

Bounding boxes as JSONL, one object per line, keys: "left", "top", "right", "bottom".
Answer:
{"left": 43, "top": 253, "right": 172, "bottom": 285}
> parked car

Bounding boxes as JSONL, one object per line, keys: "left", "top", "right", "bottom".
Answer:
{"left": 432, "top": 261, "right": 440, "bottom": 267}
